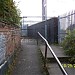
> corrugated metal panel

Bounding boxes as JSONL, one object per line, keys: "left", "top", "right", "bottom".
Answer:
{"left": 0, "top": 33, "right": 6, "bottom": 64}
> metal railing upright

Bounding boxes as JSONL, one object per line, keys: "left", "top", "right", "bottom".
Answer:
{"left": 38, "top": 32, "right": 68, "bottom": 75}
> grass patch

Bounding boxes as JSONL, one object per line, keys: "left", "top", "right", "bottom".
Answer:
{"left": 38, "top": 48, "right": 49, "bottom": 75}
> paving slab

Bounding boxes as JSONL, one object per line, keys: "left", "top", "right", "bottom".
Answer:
{"left": 39, "top": 45, "right": 69, "bottom": 58}
{"left": 39, "top": 44, "right": 75, "bottom": 75}
{"left": 47, "top": 62, "right": 75, "bottom": 75}
{"left": 47, "top": 62, "right": 63, "bottom": 75}
{"left": 12, "top": 39, "right": 45, "bottom": 75}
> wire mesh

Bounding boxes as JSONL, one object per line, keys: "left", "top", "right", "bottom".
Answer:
{"left": 58, "top": 10, "right": 75, "bottom": 43}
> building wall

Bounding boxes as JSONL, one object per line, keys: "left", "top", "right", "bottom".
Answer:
{"left": 0, "top": 23, "right": 21, "bottom": 64}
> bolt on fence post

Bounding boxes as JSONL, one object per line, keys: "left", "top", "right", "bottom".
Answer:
{"left": 44, "top": 43, "right": 47, "bottom": 67}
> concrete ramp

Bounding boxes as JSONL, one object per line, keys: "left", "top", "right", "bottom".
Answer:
{"left": 12, "top": 39, "right": 46, "bottom": 75}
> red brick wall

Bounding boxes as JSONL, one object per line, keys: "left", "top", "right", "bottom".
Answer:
{"left": 0, "top": 27, "right": 21, "bottom": 58}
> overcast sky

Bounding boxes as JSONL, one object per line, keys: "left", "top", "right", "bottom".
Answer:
{"left": 14, "top": 0, "right": 75, "bottom": 17}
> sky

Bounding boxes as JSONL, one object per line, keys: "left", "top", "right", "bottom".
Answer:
{"left": 14, "top": 0, "right": 75, "bottom": 17}
{"left": 13, "top": 0, "right": 75, "bottom": 25}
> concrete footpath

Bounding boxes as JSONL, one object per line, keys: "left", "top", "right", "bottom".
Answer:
{"left": 12, "top": 39, "right": 45, "bottom": 75}
{"left": 39, "top": 44, "right": 75, "bottom": 75}
{"left": 39, "top": 45, "right": 69, "bottom": 58}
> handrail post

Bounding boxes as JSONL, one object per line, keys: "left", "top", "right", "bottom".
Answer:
{"left": 44, "top": 43, "right": 47, "bottom": 67}
{"left": 37, "top": 33, "right": 38, "bottom": 45}
{"left": 38, "top": 32, "right": 68, "bottom": 75}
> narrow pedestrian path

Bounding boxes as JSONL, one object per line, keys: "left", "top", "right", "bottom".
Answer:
{"left": 12, "top": 39, "right": 45, "bottom": 75}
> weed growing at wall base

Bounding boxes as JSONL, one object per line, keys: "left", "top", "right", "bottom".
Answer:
{"left": 62, "top": 29, "right": 75, "bottom": 63}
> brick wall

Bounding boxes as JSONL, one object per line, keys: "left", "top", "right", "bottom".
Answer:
{"left": 0, "top": 26, "right": 21, "bottom": 59}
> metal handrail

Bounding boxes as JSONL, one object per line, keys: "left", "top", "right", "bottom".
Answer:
{"left": 0, "top": 61, "right": 7, "bottom": 69}
{"left": 38, "top": 32, "right": 68, "bottom": 75}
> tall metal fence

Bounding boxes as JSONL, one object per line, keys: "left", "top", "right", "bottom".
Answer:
{"left": 58, "top": 10, "right": 75, "bottom": 43}
{"left": 28, "top": 18, "right": 58, "bottom": 43}
{"left": 0, "top": 28, "right": 21, "bottom": 75}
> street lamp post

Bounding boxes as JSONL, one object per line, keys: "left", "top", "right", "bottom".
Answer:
{"left": 44, "top": 0, "right": 47, "bottom": 39}
{"left": 42, "top": 0, "right": 47, "bottom": 67}
{"left": 42, "top": 0, "right": 47, "bottom": 39}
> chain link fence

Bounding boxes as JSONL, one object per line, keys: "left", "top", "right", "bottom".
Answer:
{"left": 58, "top": 10, "right": 75, "bottom": 43}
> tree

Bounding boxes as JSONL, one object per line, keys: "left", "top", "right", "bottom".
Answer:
{"left": 0, "top": 0, "right": 21, "bottom": 26}
{"left": 62, "top": 30, "right": 75, "bottom": 63}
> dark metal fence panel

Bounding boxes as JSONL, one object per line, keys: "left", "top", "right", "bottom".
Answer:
{"left": 28, "top": 17, "right": 58, "bottom": 43}
{"left": 28, "top": 21, "right": 45, "bottom": 39}
{"left": 58, "top": 10, "right": 75, "bottom": 43}
{"left": 47, "top": 18, "right": 58, "bottom": 43}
